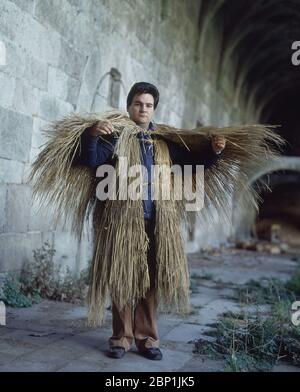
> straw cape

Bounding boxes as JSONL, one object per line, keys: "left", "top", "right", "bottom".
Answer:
{"left": 28, "top": 110, "right": 285, "bottom": 327}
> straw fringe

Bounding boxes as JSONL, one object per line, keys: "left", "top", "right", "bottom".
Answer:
{"left": 153, "top": 139, "right": 191, "bottom": 316}
{"left": 152, "top": 123, "right": 285, "bottom": 228}
{"left": 87, "top": 130, "right": 150, "bottom": 327}
{"left": 28, "top": 110, "right": 286, "bottom": 327}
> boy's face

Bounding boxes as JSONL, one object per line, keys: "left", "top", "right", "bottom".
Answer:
{"left": 127, "top": 93, "right": 155, "bottom": 126}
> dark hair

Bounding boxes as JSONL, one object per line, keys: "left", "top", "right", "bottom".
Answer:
{"left": 126, "top": 82, "right": 159, "bottom": 110}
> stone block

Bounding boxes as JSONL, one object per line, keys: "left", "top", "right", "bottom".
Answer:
{"left": 4, "top": 184, "right": 31, "bottom": 233}
{"left": 38, "top": 92, "right": 74, "bottom": 121}
{"left": 0, "top": 0, "right": 61, "bottom": 66}
{"left": 58, "top": 39, "right": 86, "bottom": 80}
{"left": 22, "top": 163, "right": 32, "bottom": 184}
{"left": 35, "top": 0, "right": 93, "bottom": 54}
{"left": 163, "top": 323, "right": 211, "bottom": 343}
{"left": 0, "top": 39, "right": 48, "bottom": 91}
{"left": 52, "top": 230, "right": 79, "bottom": 273}
{"left": 0, "top": 339, "right": 37, "bottom": 357}
{"left": 0, "top": 158, "right": 24, "bottom": 184}
{"left": 31, "top": 117, "right": 50, "bottom": 149}
{"left": 0, "top": 38, "right": 25, "bottom": 80}
{"left": 8, "top": 0, "right": 35, "bottom": 14}
{"left": 48, "top": 66, "right": 80, "bottom": 105}
{"left": 0, "top": 232, "right": 43, "bottom": 272}
{"left": 0, "top": 358, "right": 59, "bottom": 372}
{"left": 0, "top": 185, "right": 7, "bottom": 233}
{"left": 0, "top": 1, "right": 19, "bottom": 41}
{"left": 56, "top": 359, "right": 106, "bottom": 372}
{"left": 0, "top": 71, "right": 15, "bottom": 109}
{"left": 92, "top": 94, "right": 112, "bottom": 113}
{"left": 192, "top": 299, "right": 241, "bottom": 326}
{"left": 178, "top": 355, "right": 225, "bottom": 372}
{"left": 0, "top": 106, "right": 32, "bottom": 162}
{"left": 29, "top": 146, "right": 40, "bottom": 164}
{"left": 27, "top": 195, "right": 56, "bottom": 232}
{"left": 12, "top": 79, "right": 39, "bottom": 116}
{"left": 23, "top": 56, "right": 48, "bottom": 91}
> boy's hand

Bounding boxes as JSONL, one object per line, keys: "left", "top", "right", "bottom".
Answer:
{"left": 89, "top": 121, "right": 114, "bottom": 136}
{"left": 211, "top": 135, "right": 226, "bottom": 154}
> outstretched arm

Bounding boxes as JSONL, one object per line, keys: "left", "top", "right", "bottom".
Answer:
{"left": 78, "top": 129, "right": 117, "bottom": 167}
{"left": 76, "top": 121, "right": 117, "bottom": 167}
{"left": 166, "top": 136, "right": 225, "bottom": 170}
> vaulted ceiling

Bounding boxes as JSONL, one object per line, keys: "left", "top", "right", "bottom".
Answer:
{"left": 198, "top": 0, "right": 300, "bottom": 155}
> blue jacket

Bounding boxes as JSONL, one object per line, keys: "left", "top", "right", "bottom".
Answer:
{"left": 78, "top": 121, "right": 223, "bottom": 219}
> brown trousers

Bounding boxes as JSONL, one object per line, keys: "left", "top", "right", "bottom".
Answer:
{"left": 108, "top": 217, "right": 160, "bottom": 352}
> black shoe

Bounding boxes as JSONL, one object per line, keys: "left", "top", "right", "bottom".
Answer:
{"left": 107, "top": 346, "right": 126, "bottom": 359}
{"left": 140, "top": 347, "right": 162, "bottom": 360}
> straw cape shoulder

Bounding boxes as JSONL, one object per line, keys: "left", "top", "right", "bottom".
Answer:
{"left": 27, "top": 110, "right": 285, "bottom": 326}
{"left": 28, "top": 109, "right": 285, "bottom": 238}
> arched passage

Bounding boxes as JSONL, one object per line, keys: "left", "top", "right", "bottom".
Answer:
{"left": 254, "top": 171, "right": 300, "bottom": 248}
{"left": 232, "top": 157, "right": 300, "bottom": 250}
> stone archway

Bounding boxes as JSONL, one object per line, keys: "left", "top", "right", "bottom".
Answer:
{"left": 232, "top": 157, "right": 300, "bottom": 245}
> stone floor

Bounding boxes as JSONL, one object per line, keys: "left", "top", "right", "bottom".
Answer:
{"left": 0, "top": 247, "right": 300, "bottom": 372}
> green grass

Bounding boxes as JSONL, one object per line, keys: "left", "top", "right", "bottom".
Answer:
{"left": 193, "top": 268, "right": 300, "bottom": 371}
{"left": 1, "top": 242, "right": 90, "bottom": 308}
{"left": 0, "top": 274, "right": 33, "bottom": 308}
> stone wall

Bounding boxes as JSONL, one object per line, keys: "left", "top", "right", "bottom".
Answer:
{"left": 0, "top": 0, "right": 258, "bottom": 274}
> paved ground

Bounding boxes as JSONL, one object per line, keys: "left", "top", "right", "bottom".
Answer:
{"left": 0, "top": 247, "right": 300, "bottom": 372}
